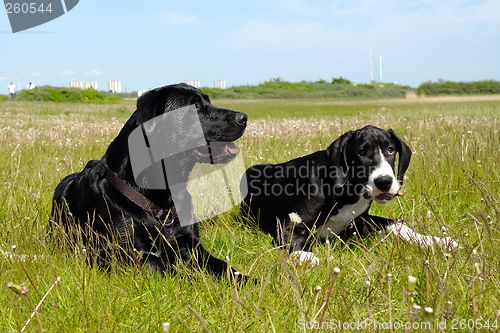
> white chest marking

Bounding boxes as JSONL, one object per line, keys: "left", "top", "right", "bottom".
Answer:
{"left": 315, "top": 198, "right": 371, "bottom": 238}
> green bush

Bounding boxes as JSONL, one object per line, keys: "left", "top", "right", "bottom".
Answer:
{"left": 100, "top": 91, "right": 139, "bottom": 98}
{"left": 331, "top": 76, "right": 351, "bottom": 84}
{"left": 417, "top": 79, "right": 500, "bottom": 95}
{"left": 202, "top": 78, "right": 412, "bottom": 99}
{"left": 16, "top": 86, "right": 123, "bottom": 103}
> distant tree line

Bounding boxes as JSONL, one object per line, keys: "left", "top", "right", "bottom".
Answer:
{"left": 202, "top": 77, "right": 413, "bottom": 99}
{"left": 417, "top": 79, "right": 500, "bottom": 95}
{"left": 3, "top": 79, "right": 498, "bottom": 102}
{"left": 13, "top": 86, "right": 123, "bottom": 103}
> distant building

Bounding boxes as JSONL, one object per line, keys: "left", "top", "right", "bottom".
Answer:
{"left": 182, "top": 80, "right": 201, "bottom": 88}
{"left": 85, "top": 81, "right": 97, "bottom": 90}
{"left": 108, "top": 81, "right": 121, "bottom": 93}
{"left": 70, "top": 81, "right": 83, "bottom": 89}
{"left": 214, "top": 80, "right": 226, "bottom": 89}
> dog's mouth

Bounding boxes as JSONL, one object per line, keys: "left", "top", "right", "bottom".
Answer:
{"left": 363, "top": 185, "right": 402, "bottom": 204}
{"left": 193, "top": 142, "right": 239, "bottom": 163}
{"left": 374, "top": 193, "right": 395, "bottom": 203}
{"left": 372, "top": 190, "right": 404, "bottom": 204}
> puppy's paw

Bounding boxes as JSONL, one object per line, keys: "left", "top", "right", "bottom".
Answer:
{"left": 440, "top": 237, "right": 460, "bottom": 251}
{"left": 290, "top": 251, "right": 320, "bottom": 267}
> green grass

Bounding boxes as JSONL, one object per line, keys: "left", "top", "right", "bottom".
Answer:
{"left": 1, "top": 96, "right": 500, "bottom": 332}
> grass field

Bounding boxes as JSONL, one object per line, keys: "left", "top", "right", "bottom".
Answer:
{"left": 1, "top": 96, "right": 500, "bottom": 332}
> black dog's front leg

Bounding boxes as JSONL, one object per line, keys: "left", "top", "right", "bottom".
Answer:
{"left": 179, "top": 225, "right": 250, "bottom": 283}
{"left": 280, "top": 215, "right": 313, "bottom": 252}
{"left": 279, "top": 199, "right": 326, "bottom": 266}
{"left": 197, "top": 244, "right": 250, "bottom": 283}
{"left": 274, "top": 182, "right": 326, "bottom": 251}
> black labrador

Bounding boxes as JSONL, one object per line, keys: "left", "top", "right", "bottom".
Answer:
{"left": 51, "top": 83, "right": 249, "bottom": 281}
{"left": 241, "top": 125, "right": 458, "bottom": 265}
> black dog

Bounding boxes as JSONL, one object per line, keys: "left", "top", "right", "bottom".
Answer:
{"left": 51, "top": 83, "right": 249, "bottom": 280}
{"left": 241, "top": 125, "right": 457, "bottom": 265}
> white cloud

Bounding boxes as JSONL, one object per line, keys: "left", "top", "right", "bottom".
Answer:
{"left": 253, "top": 0, "right": 500, "bottom": 32}
{"left": 159, "top": 13, "right": 201, "bottom": 25}
{"left": 254, "top": 0, "right": 329, "bottom": 17}
{"left": 85, "top": 70, "right": 102, "bottom": 76}
{"left": 231, "top": 20, "right": 333, "bottom": 52}
{"left": 0, "top": 77, "right": 7, "bottom": 81}
{"left": 32, "top": 72, "right": 41, "bottom": 77}
{"left": 117, "top": 11, "right": 208, "bottom": 26}
{"left": 59, "top": 69, "right": 75, "bottom": 76}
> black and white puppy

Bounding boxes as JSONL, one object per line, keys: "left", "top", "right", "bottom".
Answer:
{"left": 241, "top": 125, "right": 458, "bottom": 265}
{"left": 51, "top": 83, "right": 249, "bottom": 281}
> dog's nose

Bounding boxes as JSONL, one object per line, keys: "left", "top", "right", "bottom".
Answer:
{"left": 234, "top": 112, "right": 247, "bottom": 126}
{"left": 374, "top": 175, "right": 393, "bottom": 192}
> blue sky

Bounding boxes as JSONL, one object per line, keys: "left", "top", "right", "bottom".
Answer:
{"left": 1, "top": 0, "right": 499, "bottom": 92}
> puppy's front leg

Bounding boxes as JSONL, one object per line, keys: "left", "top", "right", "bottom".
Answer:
{"left": 384, "top": 222, "right": 459, "bottom": 250}
{"left": 284, "top": 212, "right": 321, "bottom": 267}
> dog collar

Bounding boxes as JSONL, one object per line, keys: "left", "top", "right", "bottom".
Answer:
{"left": 84, "top": 157, "right": 176, "bottom": 221}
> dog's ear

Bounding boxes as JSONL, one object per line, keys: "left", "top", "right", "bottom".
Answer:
{"left": 325, "top": 130, "right": 353, "bottom": 184}
{"left": 388, "top": 129, "right": 412, "bottom": 185}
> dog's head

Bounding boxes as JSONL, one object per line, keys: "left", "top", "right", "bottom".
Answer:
{"left": 134, "top": 83, "right": 247, "bottom": 165}
{"left": 326, "top": 125, "right": 411, "bottom": 204}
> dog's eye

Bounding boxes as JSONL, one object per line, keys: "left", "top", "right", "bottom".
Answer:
{"left": 388, "top": 147, "right": 395, "bottom": 155}
{"left": 358, "top": 149, "right": 366, "bottom": 156}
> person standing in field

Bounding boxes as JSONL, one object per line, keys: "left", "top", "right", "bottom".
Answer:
{"left": 8, "top": 82, "right": 16, "bottom": 102}
{"left": 27, "top": 82, "right": 35, "bottom": 90}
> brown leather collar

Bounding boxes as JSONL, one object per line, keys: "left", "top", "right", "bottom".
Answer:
{"left": 85, "top": 157, "right": 176, "bottom": 221}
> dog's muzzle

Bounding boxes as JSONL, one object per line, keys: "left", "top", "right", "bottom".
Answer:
{"left": 362, "top": 184, "right": 394, "bottom": 202}
{"left": 363, "top": 184, "right": 403, "bottom": 203}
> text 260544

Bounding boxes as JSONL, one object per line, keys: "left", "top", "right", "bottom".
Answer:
{"left": 5, "top": 3, "right": 54, "bottom": 14}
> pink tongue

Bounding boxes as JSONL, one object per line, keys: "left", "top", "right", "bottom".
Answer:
{"left": 227, "top": 143, "right": 239, "bottom": 155}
